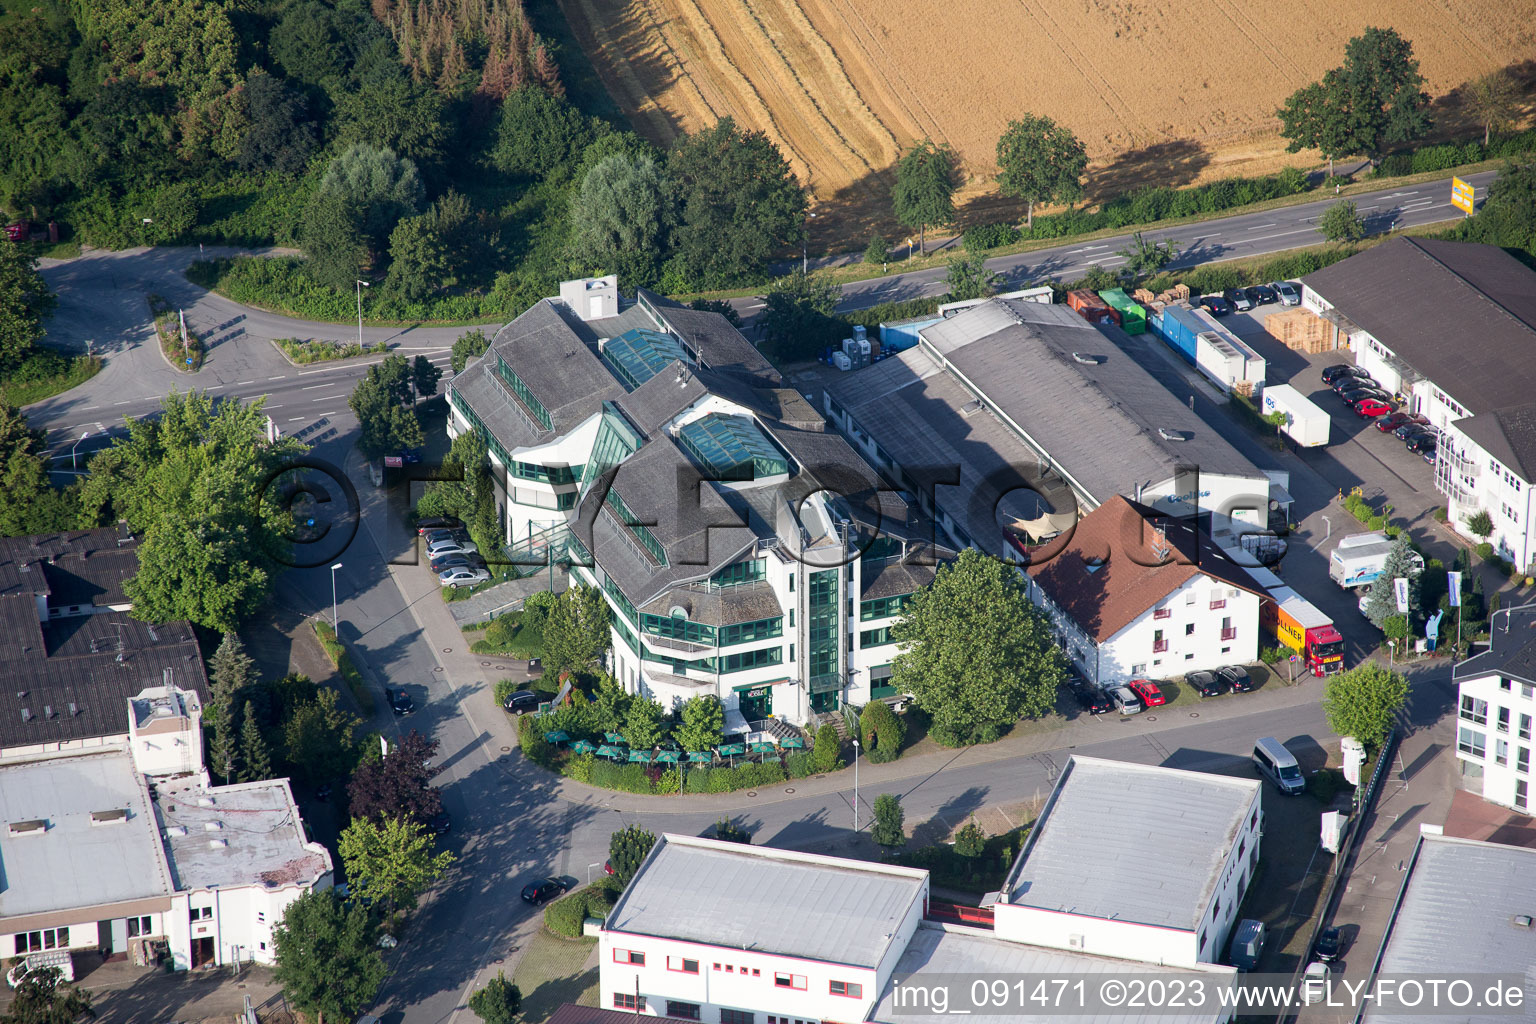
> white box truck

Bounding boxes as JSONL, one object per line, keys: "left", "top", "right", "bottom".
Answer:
{"left": 1329, "top": 532, "right": 1394, "bottom": 590}
{"left": 1261, "top": 384, "right": 1330, "bottom": 447}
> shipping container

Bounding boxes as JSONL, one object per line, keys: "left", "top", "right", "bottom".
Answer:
{"left": 1194, "top": 331, "right": 1246, "bottom": 392}
{"left": 1066, "top": 289, "right": 1102, "bottom": 313}
{"left": 879, "top": 316, "right": 940, "bottom": 352}
{"left": 1260, "top": 384, "right": 1330, "bottom": 448}
{"left": 1189, "top": 307, "right": 1267, "bottom": 389}
{"left": 1151, "top": 303, "right": 1207, "bottom": 363}
{"left": 1097, "top": 289, "right": 1147, "bottom": 334}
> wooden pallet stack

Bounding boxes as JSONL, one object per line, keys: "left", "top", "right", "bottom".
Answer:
{"left": 1265, "top": 308, "right": 1333, "bottom": 353}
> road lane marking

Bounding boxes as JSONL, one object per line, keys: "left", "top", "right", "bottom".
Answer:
{"left": 302, "top": 382, "right": 339, "bottom": 390}
{"left": 114, "top": 401, "right": 129, "bottom": 405}
{"left": 321, "top": 411, "right": 338, "bottom": 416}
{"left": 82, "top": 406, "right": 98, "bottom": 411}
{"left": 1244, "top": 223, "right": 1276, "bottom": 230}
{"left": 268, "top": 376, "right": 285, "bottom": 381}
{"left": 236, "top": 379, "right": 256, "bottom": 385}
{"left": 289, "top": 416, "right": 306, "bottom": 422}
{"left": 311, "top": 396, "right": 335, "bottom": 402}
{"left": 1242, "top": 226, "right": 1326, "bottom": 244}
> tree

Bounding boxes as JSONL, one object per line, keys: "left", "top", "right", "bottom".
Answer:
{"left": 0, "top": 238, "right": 55, "bottom": 373}
{"left": 0, "top": 403, "right": 76, "bottom": 537}
{"left": 567, "top": 152, "right": 671, "bottom": 287}
{"left": 713, "top": 818, "right": 751, "bottom": 844}
{"left": 208, "top": 632, "right": 255, "bottom": 781}
{"left": 469, "top": 973, "right": 522, "bottom": 1024}
{"left": 608, "top": 825, "right": 657, "bottom": 886}
{"left": 338, "top": 815, "right": 454, "bottom": 912}
{"left": 282, "top": 689, "right": 361, "bottom": 785}
{"left": 1468, "top": 509, "right": 1494, "bottom": 538}
{"left": 412, "top": 355, "right": 443, "bottom": 401}
{"left": 239, "top": 701, "right": 272, "bottom": 783}
{"left": 994, "top": 114, "right": 1088, "bottom": 229}
{"left": 859, "top": 698, "right": 905, "bottom": 763}
{"left": 891, "top": 549, "right": 1066, "bottom": 738}
{"left": 1277, "top": 76, "right": 1351, "bottom": 178}
{"left": 1117, "top": 231, "right": 1180, "bottom": 277}
{"left": 892, "top": 139, "right": 957, "bottom": 253}
{"left": 943, "top": 254, "right": 1003, "bottom": 302}
{"left": 272, "top": 890, "right": 387, "bottom": 1024}
{"left": 1465, "top": 70, "right": 1520, "bottom": 147}
{"left": 813, "top": 722, "right": 841, "bottom": 772}
{"left": 954, "top": 821, "right": 987, "bottom": 859}
{"left": 268, "top": 5, "right": 347, "bottom": 86}
{"left": 1364, "top": 534, "right": 1422, "bottom": 629}
{"left": 349, "top": 731, "right": 444, "bottom": 824}
{"left": 542, "top": 584, "right": 611, "bottom": 675}
{"left": 1319, "top": 200, "right": 1367, "bottom": 243}
{"left": 0, "top": 966, "right": 93, "bottom": 1024}
{"left": 237, "top": 70, "right": 316, "bottom": 175}
{"left": 385, "top": 214, "right": 449, "bottom": 301}
{"left": 299, "top": 191, "right": 369, "bottom": 292}
{"left": 350, "top": 355, "right": 424, "bottom": 460}
{"left": 1323, "top": 662, "right": 1409, "bottom": 749}
{"left": 589, "top": 671, "right": 634, "bottom": 733}
{"left": 1465, "top": 159, "right": 1536, "bottom": 258}
{"left": 492, "top": 87, "right": 597, "bottom": 179}
{"left": 864, "top": 235, "right": 889, "bottom": 265}
{"left": 676, "top": 695, "right": 724, "bottom": 752}
{"left": 311, "top": 143, "right": 425, "bottom": 261}
{"left": 333, "top": 72, "right": 448, "bottom": 166}
{"left": 871, "top": 793, "right": 905, "bottom": 849}
{"left": 667, "top": 118, "right": 806, "bottom": 289}
{"left": 757, "top": 268, "right": 841, "bottom": 361}
{"left": 451, "top": 329, "right": 489, "bottom": 374}
{"left": 623, "top": 697, "right": 665, "bottom": 750}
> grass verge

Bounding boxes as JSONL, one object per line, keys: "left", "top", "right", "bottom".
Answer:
{"left": 1, "top": 355, "right": 102, "bottom": 407}
{"left": 513, "top": 929, "right": 598, "bottom": 1023}
{"left": 147, "top": 293, "right": 203, "bottom": 371}
{"left": 312, "top": 618, "right": 376, "bottom": 716}
{"left": 273, "top": 337, "right": 389, "bottom": 364}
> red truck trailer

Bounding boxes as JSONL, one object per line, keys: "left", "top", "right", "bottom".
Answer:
{"left": 1262, "top": 586, "right": 1344, "bottom": 676}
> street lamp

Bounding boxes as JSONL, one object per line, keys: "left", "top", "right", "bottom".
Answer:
{"left": 852, "top": 738, "right": 860, "bottom": 835}
{"left": 802, "top": 212, "right": 817, "bottom": 275}
{"left": 330, "top": 562, "right": 343, "bottom": 631}
{"left": 355, "top": 280, "right": 370, "bottom": 348}
{"left": 70, "top": 429, "right": 91, "bottom": 470}
{"left": 1387, "top": 637, "right": 1397, "bottom": 669}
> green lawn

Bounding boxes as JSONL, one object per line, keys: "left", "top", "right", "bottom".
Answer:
{"left": 0, "top": 356, "right": 101, "bottom": 407}
{"left": 514, "top": 930, "right": 598, "bottom": 1023}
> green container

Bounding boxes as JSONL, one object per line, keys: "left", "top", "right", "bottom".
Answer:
{"left": 1097, "top": 289, "right": 1147, "bottom": 335}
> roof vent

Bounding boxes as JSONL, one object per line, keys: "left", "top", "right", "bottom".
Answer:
{"left": 20, "top": 708, "right": 32, "bottom": 722}
{"left": 208, "top": 838, "right": 228, "bottom": 849}
{"left": 67, "top": 702, "right": 78, "bottom": 717}
{"left": 166, "top": 825, "right": 188, "bottom": 837}
{"left": 1158, "top": 428, "right": 1189, "bottom": 442}
{"left": 1072, "top": 353, "right": 1104, "bottom": 365}
{"left": 8, "top": 819, "right": 47, "bottom": 835}
{"left": 204, "top": 820, "right": 224, "bottom": 831}
{"left": 961, "top": 398, "right": 984, "bottom": 417}
{"left": 90, "top": 808, "right": 129, "bottom": 825}
{"left": 1515, "top": 915, "right": 1533, "bottom": 929}
{"left": 198, "top": 797, "right": 215, "bottom": 808}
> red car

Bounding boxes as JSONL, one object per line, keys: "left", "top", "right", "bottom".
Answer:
{"left": 1128, "top": 678, "right": 1166, "bottom": 707}
{"left": 1354, "top": 398, "right": 1393, "bottom": 418}
{"left": 1376, "top": 411, "right": 1426, "bottom": 432}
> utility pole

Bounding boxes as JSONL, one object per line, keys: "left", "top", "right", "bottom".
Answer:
{"left": 355, "top": 280, "right": 370, "bottom": 348}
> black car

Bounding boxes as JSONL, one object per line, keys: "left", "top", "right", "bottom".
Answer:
{"left": 1072, "top": 682, "right": 1115, "bottom": 714}
{"left": 1198, "top": 294, "right": 1231, "bottom": 316}
{"left": 416, "top": 515, "right": 464, "bottom": 534}
{"left": 1314, "top": 926, "right": 1344, "bottom": 962}
{"left": 521, "top": 877, "right": 568, "bottom": 904}
{"left": 1332, "top": 376, "right": 1378, "bottom": 395}
{"left": 1407, "top": 434, "right": 1436, "bottom": 454}
{"left": 427, "top": 812, "right": 452, "bottom": 836}
{"left": 1322, "top": 364, "right": 1369, "bottom": 384}
{"left": 1223, "top": 287, "right": 1254, "bottom": 312}
{"left": 386, "top": 687, "right": 415, "bottom": 716}
{"left": 1216, "top": 665, "right": 1254, "bottom": 693}
{"left": 1246, "top": 284, "right": 1277, "bottom": 305}
{"left": 431, "top": 551, "right": 487, "bottom": 573}
{"left": 1339, "top": 386, "right": 1390, "bottom": 405}
{"left": 1186, "top": 670, "right": 1227, "bottom": 698}
{"left": 1398, "top": 423, "right": 1436, "bottom": 443}
{"left": 502, "top": 689, "right": 541, "bottom": 714}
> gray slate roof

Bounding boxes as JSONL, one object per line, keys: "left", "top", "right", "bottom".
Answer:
{"left": 1454, "top": 402, "right": 1536, "bottom": 482}
{"left": 606, "top": 834, "right": 927, "bottom": 967}
{"left": 486, "top": 300, "right": 627, "bottom": 437}
{"left": 1003, "top": 756, "right": 1259, "bottom": 931}
{"left": 1364, "top": 835, "right": 1536, "bottom": 1024}
{"left": 1453, "top": 604, "right": 1536, "bottom": 686}
{"left": 0, "top": 525, "right": 138, "bottom": 602}
{"left": 638, "top": 583, "right": 785, "bottom": 626}
{"left": 638, "top": 289, "right": 783, "bottom": 387}
{"left": 1302, "top": 237, "right": 1536, "bottom": 416}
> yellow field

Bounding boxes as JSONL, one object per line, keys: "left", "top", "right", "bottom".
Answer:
{"left": 556, "top": 0, "right": 1536, "bottom": 243}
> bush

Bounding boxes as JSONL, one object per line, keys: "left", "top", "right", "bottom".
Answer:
{"left": 1468, "top": 510, "right": 1494, "bottom": 539}
{"left": 543, "top": 886, "right": 613, "bottom": 938}
{"left": 1477, "top": 542, "right": 1495, "bottom": 561}
{"left": 589, "top": 761, "right": 654, "bottom": 794}
{"left": 813, "top": 723, "right": 842, "bottom": 772}
{"left": 1367, "top": 515, "right": 1388, "bottom": 532}
{"left": 493, "top": 679, "right": 523, "bottom": 706}
{"left": 785, "top": 751, "right": 814, "bottom": 778}
{"left": 276, "top": 338, "right": 389, "bottom": 364}
{"left": 860, "top": 700, "right": 906, "bottom": 763}
{"left": 1306, "top": 767, "right": 1349, "bottom": 803}
{"left": 864, "top": 235, "right": 889, "bottom": 265}
{"left": 962, "top": 222, "right": 1022, "bottom": 252}
{"left": 311, "top": 619, "right": 375, "bottom": 715}
{"left": 518, "top": 714, "right": 557, "bottom": 769}
{"left": 478, "top": 612, "right": 544, "bottom": 657}
{"left": 565, "top": 752, "right": 595, "bottom": 783}
{"left": 1433, "top": 506, "right": 1449, "bottom": 523}
{"left": 1260, "top": 645, "right": 1286, "bottom": 664}
{"left": 929, "top": 720, "right": 1009, "bottom": 747}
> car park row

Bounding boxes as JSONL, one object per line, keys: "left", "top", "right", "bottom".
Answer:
{"left": 1067, "top": 665, "right": 1253, "bottom": 717}
{"left": 1321, "top": 362, "right": 1438, "bottom": 463}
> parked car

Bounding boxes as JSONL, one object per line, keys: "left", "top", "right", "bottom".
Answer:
{"left": 1246, "top": 284, "right": 1277, "bottom": 305}
{"left": 423, "top": 528, "right": 471, "bottom": 546}
{"left": 1229, "top": 919, "right": 1266, "bottom": 971}
{"left": 1354, "top": 398, "right": 1394, "bottom": 418}
{"left": 1332, "top": 375, "right": 1378, "bottom": 395}
{"left": 1111, "top": 686, "right": 1143, "bottom": 715}
{"left": 439, "top": 566, "right": 491, "bottom": 589}
{"left": 1127, "top": 678, "right": 1166, "bottom": 707}
{"left": 1197, "top": 294, "right": 1231, "bottom": 317}
{"left": 1216, "top": 665, "right": 1254, "bottom": 693}
{"left": 427, "top": 812, "right": 452, "bottom": 836}
{"left": 1301, "top": 962, "right": 1332, "bottom": 1004}
{"left": 1397, "top": 423, "right": 1437, "bottom": 442}
{"left": 1072, "top": 682, "right": 1115, "bottom": 715}
{"left": 1270, "top": 280, "right": 1301, "bottom": 305}
{"left": 1223, "top": 287, "right": 1254, "bottom": 312}
{"left": 1407, "top": 433, "right": 1437, "bottom": 455}
{"left": 1376, "top": 411, "right": 1426, "bottom": 432}
{"left": 1358, "top": 592, "right": 1373, "bottom": 618}
{"left": 502, "top": 690, "right": 542, "bottom": 714}
{"left": 1314, "top": 926, "right": 1344, "bottom": 962}
{"left": 1339, "top": 386, "right": 1390, "bottom": 405}
{"left": 430, "top": 552, "right": 486, "bottom": 573}
{"left": 426, "top": 538, "right": 478, "bottom": 558}
{"left": 1186, "top": 670, "right": 1227, "bottom": 698}
{"left": 1422, "top": 445, "right": 1438, "bottom": 465}
{"left": 385, "top": 687, "right": 415, "bottom": 715}
{"left": 520, "top": 877, "right": 568, "bottom": 904}
{"left": 416, "top": 516, "right": 464, "bottom": 534}
{"left": 1321, "top": 364, "right": 1370, "bottom": 384}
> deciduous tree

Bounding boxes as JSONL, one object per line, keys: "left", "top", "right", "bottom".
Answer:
{"left": 349, "top": 355, "right": 424, "bottom": 460}
{"left": 338, "top": 815, "right": 454, "bottom": 912}
{"left": 491, "top": 87, "right": 596, "bottom": 179}
{"left": 412, "top": 355, "right": 442, "bottom": 400}
{"left": 469, "top": 973, "right": 522, "bottom": 1024}
{"left": 994, "top": 114, "right": 1087, "bottom": 229}
{"left": 385, "top": 214, "right": 449, "bottom": 301}
{"left": 1117, "top": 231, "right": 1180, "bottom": 277}
{"left": 451, "top": 329, "right": 489, "bottom": 374}
{"left": 757, "top": 268, "right": 841, "bottom": 361}
{"left": 0, "top": 238, "right": 55, "bottom": 373}
{"left": 542, "top": 584, "right": 611, "bottom": 676}
{"left": 348, "top": 731, "right": 443, "bottom": 824}
{"left": 1465, "top": 70, "right": 1520, "bottom": 147}
{"left": 567, "top": 152, "right": 671, "bottom": 287}
{"left": 608, "top": 825, "right": 656, "bottom": 886}
{"left": 675, "top": 695, "right": 724, "bottom": 752}
{"left": 0, "top": 966, "right": 93, "bottom": 1024}
{"left": 1323, "top": 662, "right": 1409, "bottom": 749}
{"left": 0, "top": 403, "right": 75, "bottom": 537}
{"left": 1280, "top": 27, "right": 1431, "bottom": 167}
{"left": 1319, "top": 200, "right": 1367, "bottom": 243}
{"left": 237, "top": 70, "right": 316, "bottom": 176}
{"left": 282, "top": 689, "right": 361, "bottom": 785}
{"left": 272, "top": 890, "right": 387, "bottom": 1024}
{"left": 871, "top": 793, "right": 905, "bottom": 849}
{"left": 313, "top": 143, "right": 425, "bottom": 257}
{"left": 622, "top": 697, "right": 665, "bottom": 750}
{"left": 942, "top": 254, "right": 1002, "bottom": 302}
{"left": 892, "top": 139, "right": 957, "bottom": 253}
{"left": 1465, "top": 159, "right": 1536, "bottom": 258}
{"left": 891, "top": 548, "right": 1066, "bottom": 739}
{"left": 1277, "top": 75, "right": 1351, "bottom": 178}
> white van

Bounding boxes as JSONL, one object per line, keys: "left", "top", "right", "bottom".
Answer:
{"left": 1253, "top": 737, "right": 1305, "bottom": 795}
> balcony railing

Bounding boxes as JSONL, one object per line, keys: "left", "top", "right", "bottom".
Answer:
{"left": 1209, "top": 600, "right": 1226, "bottom": 610}
{"left": 1153, "top": 608, "right": 1171, "bottom": 620}
{"left": 1153, "top": 640, "right": 1169, "bottom": 653}
{"left": 1221, "top": 628, "right": 1238, "bottom": 641}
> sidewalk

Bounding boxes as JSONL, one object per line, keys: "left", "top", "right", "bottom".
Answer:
{"left": 0, "top": 955, "right": 287, "bottom": 1022}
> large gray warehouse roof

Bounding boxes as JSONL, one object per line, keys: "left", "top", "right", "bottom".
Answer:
{"left": 606, "top": 834, "right": 927, "bottom": 967}
{"left": 1302, "top": 237, "right": 1536, "bottom": 416}
{"left": 1002, "top": 756, "right": 1259, "bottom": 931}
{"left": 1364, "top": 835, "right": 1536, "bottom": 1024}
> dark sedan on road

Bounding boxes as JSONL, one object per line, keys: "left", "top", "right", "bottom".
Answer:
{"left": 385, "top": 687, "right": 415, "bottom": 716}
{"left": 1186, "top": 670, "right": 1227, "bottom": 698}
{"left": 1223, "top": 287, "right": 1254, "bottom": 312}
{"left": 521, "top": 877, "right": 569, "bottom": 904}
{"left": 1217, "top": 665, "right": 1255, "bottom": 693}
{"left": 1409, "top": 434, "right": 1437, "bottom": 455}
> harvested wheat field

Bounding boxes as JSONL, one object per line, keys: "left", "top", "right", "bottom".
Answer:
{"left": 556, "top": 0, "right": 1535, "bottom": 241}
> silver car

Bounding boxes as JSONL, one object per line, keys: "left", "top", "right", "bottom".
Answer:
{"left": 1269, "top": 280, "right": 1301, "bottom": 306}
{"left": 439, "top": 566, "right": 491, "bottom": 589}
{"left": 425, "top": 537, "right": 478, "bottom": 558}
{"left": 1111, "top": 686, "right": 1143, "bottom": 715}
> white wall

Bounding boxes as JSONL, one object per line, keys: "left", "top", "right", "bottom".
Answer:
{"left": 991, "top": 904, "right": 1198, "bottom": 967}
{"left": 1194, "top": 788, "right": 1263, "bottom": 964}
{"left": 1456, "top": 672, "right": 1536, "bottom": 812}
{"left": 3, "top": 919, "right": 101, "bottom": 958}
{"left": 1441, "top": 423, "right": 1536, "bottom": 575}
{"left": 1100, "top": 580, "right": 1260, "bottom": 685}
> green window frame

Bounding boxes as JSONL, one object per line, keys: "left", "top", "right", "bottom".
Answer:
{"left": 612, "top": 615, "right": 639, "bottom": 654}
{"left": 510, "top": 461, "right": 577, "bottom": 485}
{"left": 605, "top": 488, "right": 667, "bottom": 566}
{"left": 642, "top": 614, "right": 716, "bottom": 645}
{"left": 449, "top": 388, "right": 512, "bottom": 467}
{"left": 859, "top": 627, "right": 891, "bottom": 648}
{"left": 494, "top": 355, "right": 552, "bottom": 430}
{"left": 709, "top": 560, "right": 767, "bottom": 589}
{"left": 859, "top": 594, "right": 912, "bottom": 621}
{"left": 719, "top": 617, "right": 783, "bottom": 647}
{"left": 718, "top": 647, "right": 783, "bottom": 674}
{"left": 602, "top": 574, "right": 638, "bottom": 624}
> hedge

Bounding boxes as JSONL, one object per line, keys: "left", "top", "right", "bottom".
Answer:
{"left": 276, "top": 338, "right": 389, "bottom": 364}
{"left": 543, "top": 886, "right": 615, "bottom": 938}
{"left": 312, "top": 619, "right": 375, "bottom": 715}
{"left": 860, "top": 700, "right": 905, "bottom": 763}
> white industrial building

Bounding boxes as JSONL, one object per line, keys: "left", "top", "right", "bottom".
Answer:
{"left": 600, "top": 758, "right": 1246, "bottom": 1024}
{"left": 0, "top": 683, "right": 332, "bottom": 974}
{"left": 1301, "top": 238, "right": 1536, "bottom": 573}
{"left": 992, "top": 756, "right": 1262, "bottom": 967}
{"left": 1023, "top": 496, "right": 1266, "bottom": 686}
{"left": 446, "top": 281, "right": 953, "bottom": 723}
{"left": 1451, "top": 604, "right": 1536, "bottom": 811}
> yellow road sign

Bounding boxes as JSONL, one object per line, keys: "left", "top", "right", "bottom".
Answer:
{"left": 1452, "top": 176, "right": 1475, "bottom": 215}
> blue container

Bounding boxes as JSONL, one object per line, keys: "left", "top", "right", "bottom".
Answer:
{"left": 879, "top": 316, "right": 941, "bottom": 352}
{"left": 1152, "top": 305, "right": 1204, "bottom": 364}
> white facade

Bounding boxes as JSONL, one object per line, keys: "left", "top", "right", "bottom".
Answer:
{"left": 1439, "top": 421, "right": 1536, "bottom": 576}
{"left": 1454, "top": 669, "right": 1536, "bottom": 812}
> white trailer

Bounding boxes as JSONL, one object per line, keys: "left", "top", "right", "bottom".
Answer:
{"left": 1194, "top": 331, "right": 1246, "bottom": 393}
{"left": 1261, "top": 383, "right": 1331, "bottom": 447}
{"left": 1329, "top": 532, "right": 1393, "bottom": 589}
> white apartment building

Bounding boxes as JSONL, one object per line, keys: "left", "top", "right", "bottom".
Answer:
{"left": 1302, "top": 238, "right": 1536, "bottom": 573}
{"left": 1451, "top": 605, "right": 1536, "bottom": 811}
{"left": 993, "top": 756, "right": 1262, "bottom": 968}
{"left": 446, "top": 282, "right": 953, "bottom": 724}
{"left": 0, "top": 684, "right": 332, "bottom": 973}
{"left": 1023, "top": 496, "right": 1265, "bottom": 687}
